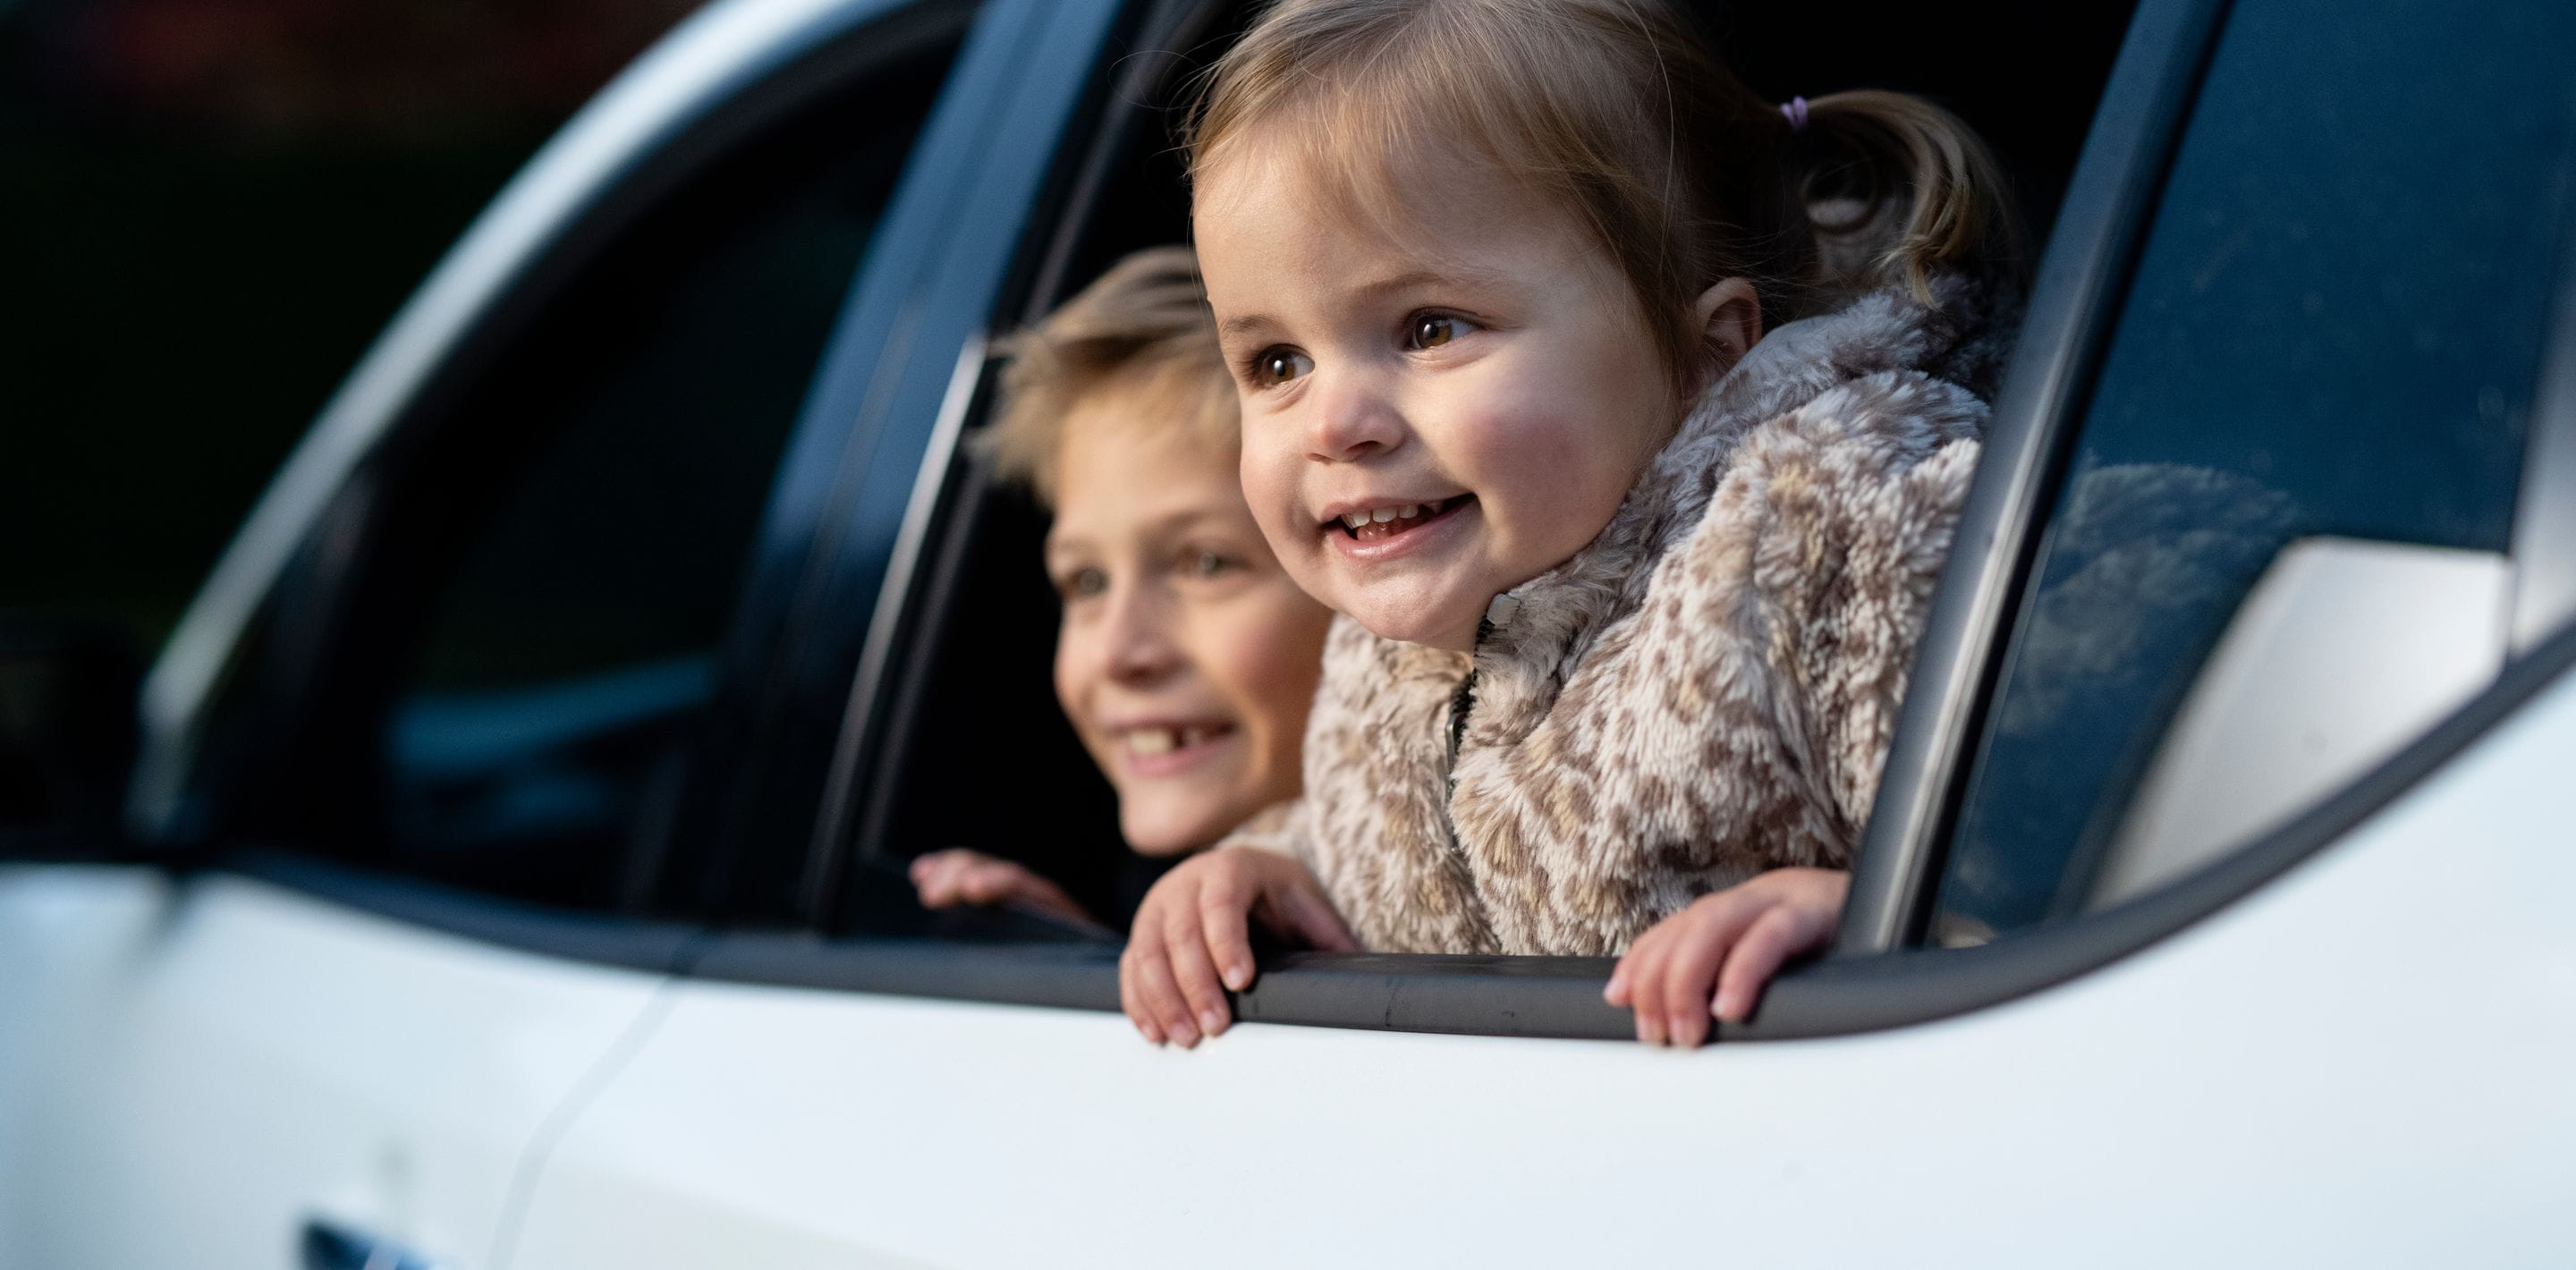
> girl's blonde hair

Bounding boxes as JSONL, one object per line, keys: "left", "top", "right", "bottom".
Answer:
{"left": 1185, "top": 0, "right": 2023, "bottom": 387}
{"left": 981, "top": 246, "right": 1237, "bottom": 509}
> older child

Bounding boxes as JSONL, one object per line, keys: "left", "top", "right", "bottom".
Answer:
{"left": 1121, "top": 0, "right": 2021, "bottom": 1046}
{"left": 911, "top": 248, "right": 1344, "bottom": 943}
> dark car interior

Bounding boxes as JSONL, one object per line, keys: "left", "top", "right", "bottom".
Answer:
{"left": 839, "top": 0, "right": 2146, "bottom": 937}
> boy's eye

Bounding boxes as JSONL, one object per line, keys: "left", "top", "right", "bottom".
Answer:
{"left": 1407, "top": 313, "right": 1472, "bottom": 351}
{"left": 1187, "top": 551, "right": 1241, "bottom": 580}
{"left": 1251, "top": 346, "right": 1313, "bottom": 388}
{"left": 1059, "top": 566, "right": 1108, "bottom": 599}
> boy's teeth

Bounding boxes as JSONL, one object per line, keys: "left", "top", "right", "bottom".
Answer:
{"left": 1343, "top": 512, "right": 1369, "bottom": 529}
{"left": 1130, "top": 728, "right": 1176, "bottom": 755}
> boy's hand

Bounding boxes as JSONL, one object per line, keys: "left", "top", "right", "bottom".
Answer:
{"left": 909, "top": 849, "right": 1094, "bottom": 928}
{"left": 1604, "top": 868, "right": 1849, "bottom": 1047}
{"left": 1119, "top": 845, "right": 1357, "bottom": 1048}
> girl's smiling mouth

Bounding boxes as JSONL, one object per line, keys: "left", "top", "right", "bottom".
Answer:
{"left": 1322, "top": 494, "right": 1473, "bottom": 544}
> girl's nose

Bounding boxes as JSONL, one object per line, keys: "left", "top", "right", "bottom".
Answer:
{"left": 1304, "top": 371, "right": 1405, "bottom": 463}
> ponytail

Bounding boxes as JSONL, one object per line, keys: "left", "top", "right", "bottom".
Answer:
{"left": 1798, "top": 89, "right": 2027, "bottom": 303}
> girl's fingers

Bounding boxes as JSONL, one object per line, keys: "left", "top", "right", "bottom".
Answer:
{"left": 1659, "top": 911, "right": 1733, "bottom": 1049}
{"left": 1131, "top": 934, "right": 1199, "bottom": 1047}
{"left": 1162, "top": 906, "right": 1233, "bottom": 1040}
{"left": 1713, "top": 904, "right": 1813, "bottom": 1023}
{"left": 1201, "top": 892, "right": 1259, "bottom": 994}
{"left": 1118, "top": 946, "right": 1164, "bottom": 1045}
{"left": 1605, "top": 929, "right": 1652, "bottom": 1006}
{"left": 1622, "top": 928, "right": 1673, "bottom": 1045}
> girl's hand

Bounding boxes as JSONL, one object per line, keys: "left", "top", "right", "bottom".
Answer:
{"left": 1119, "top": 845, "right": 1358, "bottom": 1048}
{"left": 1604, "top": 868, "right": 1849, "bottom": 1047}
{"left": 909, "top": 849, "right": 1094, "bottom": 928}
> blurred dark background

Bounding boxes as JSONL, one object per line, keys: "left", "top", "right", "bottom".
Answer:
{"left": 1, "top": 0, "right": 700, "bottom": 655}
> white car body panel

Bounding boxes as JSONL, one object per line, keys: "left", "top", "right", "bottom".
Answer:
{"left": 0, "top": 871, "right": 671, "bottom": 1270}
{"left": 503, "top": 662, "right": 2576, "bottom": 1267}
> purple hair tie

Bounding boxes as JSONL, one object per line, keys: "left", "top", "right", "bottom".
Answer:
{"left": 1781, "top": 96, "right": 1809, "bottom": 132}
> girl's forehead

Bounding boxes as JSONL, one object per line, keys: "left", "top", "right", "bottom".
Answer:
{"left": 1194, "top": 140, "right": 1591, "bottom": 302}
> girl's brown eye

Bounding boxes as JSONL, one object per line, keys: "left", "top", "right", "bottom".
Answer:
{"left": 1253, "top": 347, "right": 1312, "bottom": 388}
{"left": 1408, "top": 314, "right": 1465, "bottom": 350}
{"left": 1189, "top": 551, "right": 1239, "bottom": 580}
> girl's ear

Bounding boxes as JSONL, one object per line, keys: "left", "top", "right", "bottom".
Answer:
{"left": 1692, "top": 278, "right": 1763, "bottom": 387}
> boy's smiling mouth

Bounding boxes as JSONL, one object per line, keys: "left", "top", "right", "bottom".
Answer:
{"left": 1322, "top": 494, "right": 1473, "bottom": 544}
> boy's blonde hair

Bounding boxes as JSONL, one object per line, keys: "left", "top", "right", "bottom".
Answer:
{"left": 981, "top": 246, "right": 1236, "bottom": 509}
{"left": 1186, "top": 0, "right": 2023, "bottom": 389}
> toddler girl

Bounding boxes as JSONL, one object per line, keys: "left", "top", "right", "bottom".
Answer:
{"left": 1120, "top": 0, "right": 2022, "bottom": 1047}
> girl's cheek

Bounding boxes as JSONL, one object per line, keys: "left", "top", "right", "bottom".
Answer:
{"left": 1238, "top": 440, "right": 1302, "bottom": 541}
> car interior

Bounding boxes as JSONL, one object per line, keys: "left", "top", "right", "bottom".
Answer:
{"left": 839, "top": 0, "right": 2147, "bottom": 938}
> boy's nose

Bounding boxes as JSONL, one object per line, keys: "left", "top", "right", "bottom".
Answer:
{"left": 1101, "top": 582, "right": 1182, "bottom": 683}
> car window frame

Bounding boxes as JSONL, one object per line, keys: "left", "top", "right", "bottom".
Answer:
{"left": 157, "top": 0, "right": 988, "bottom": 911}
{"left": 131, "top": 0, "right": 963, "bottom": 840}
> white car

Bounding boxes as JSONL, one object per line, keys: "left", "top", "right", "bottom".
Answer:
{"left": 3, "top": 0, "right": 2572, "bottom": 1265}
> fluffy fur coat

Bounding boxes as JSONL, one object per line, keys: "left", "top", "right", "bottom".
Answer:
{"left": 1227, "top": 277, "right": 2012, "bottom": 955}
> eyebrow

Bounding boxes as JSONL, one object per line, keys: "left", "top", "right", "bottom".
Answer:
{"left": 1047, "top": 504, "right": 1244, "bottom": 557}
{"left": 1216, "top": 266, "right": 1516, "bottom": 345}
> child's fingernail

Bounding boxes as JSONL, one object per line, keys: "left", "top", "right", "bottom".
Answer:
{"left": 1199, "top": 1009, "right": 1226, "bottom": 1037}
{"left": 1171, "top": 1020, "right": 1199, "bottom": 1047}
{"left": 1712, "top": 991, "right": 1740, "bottom": 1021}
{"left": 1224, "top": 964, "right": 1250, "bottom": 991}
{"left": 1603, "top": 970, "right": 1625, "bottom": 1003}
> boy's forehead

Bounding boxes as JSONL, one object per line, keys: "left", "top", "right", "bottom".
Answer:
{"left": 1055, "top": 394, "right": 1238, "bottom": 500}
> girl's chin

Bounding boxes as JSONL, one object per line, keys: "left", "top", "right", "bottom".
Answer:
{"left": 1336, "top": 597, "right": 1486, "bottom": 651}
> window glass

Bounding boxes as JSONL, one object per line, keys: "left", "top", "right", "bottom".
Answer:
{"left": 369, "top": 39, "right": 960, "bottom": 907}
{"left": 1930, "top": 0, "right": 2576, "bottom": 944}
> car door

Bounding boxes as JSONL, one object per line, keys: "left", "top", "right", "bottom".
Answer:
{"left": 512, "top": 0, "right": 2576, "bottom": 1265}
{"left": 0, "top": 2, "right": 971, "bottom": 1266}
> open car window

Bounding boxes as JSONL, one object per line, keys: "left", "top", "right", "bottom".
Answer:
{"left": 816, "top": 0, "right": 2142, "bottom": 1016}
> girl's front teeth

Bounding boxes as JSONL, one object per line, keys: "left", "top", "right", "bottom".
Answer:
{"left": 1342, "top": 504, "right": 1424, "bottom": 529}
{"left": 1339, "top": 499, "right": 1453, "bottom": 537}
